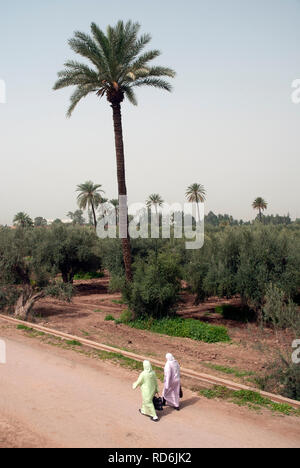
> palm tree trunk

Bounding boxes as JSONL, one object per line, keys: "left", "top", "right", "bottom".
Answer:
{"left": 111, "top": 102, "right": 132, "bottom": 281}
{"left": 196, "top": 201, "right": 201, "bottom": 225}
{"left": 259, "top": 208, "right": 262, "bottom": 222}
{"left": 91, "top": 201, "right": 97, "bottom": 229}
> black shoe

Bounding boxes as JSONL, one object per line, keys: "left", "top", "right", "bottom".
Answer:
{"left": 162, "top": 398, "right": 166, "bottom": 406}
{"left": 175, "top": 407, "right": 180, "bottom": 411}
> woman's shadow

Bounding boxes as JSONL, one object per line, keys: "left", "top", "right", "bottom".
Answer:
{"left": 158, "top": 397, "right": 199, "bottom": 420}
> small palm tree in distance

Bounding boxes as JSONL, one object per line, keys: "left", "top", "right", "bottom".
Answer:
{"left": 252, "top": 197, "right": 267, "bottom": 222}
{"left": 185, "top": 183, "right": 206, "bottom": 223}
{"left": 76, "top": 181, "right": 104, "bottom": 228}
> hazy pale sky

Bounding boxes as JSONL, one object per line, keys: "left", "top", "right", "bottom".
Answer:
{"left": 1, "top": 0, "right": 300, "bottom": 225}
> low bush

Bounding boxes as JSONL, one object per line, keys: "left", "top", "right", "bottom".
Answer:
{"left": 256, "top": 354, "right": 300, "bottom": 402}
{"left": 262, "top": 283, "right": 300, "bottom": 334}
{"left": 108, "top": 274, "right": 126, "bottom": 293}
{"left": 127, "top": 317, "right": 230, "bottom": 343}
{"left": 104, "top": 314, "right": 115, "bottom": 321}
{"left": 120, "top": 308, "right": 133, "bottom": 323}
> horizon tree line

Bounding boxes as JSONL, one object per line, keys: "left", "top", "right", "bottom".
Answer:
{"left": 12, "top": 189, "right": 275, "bottom": 229}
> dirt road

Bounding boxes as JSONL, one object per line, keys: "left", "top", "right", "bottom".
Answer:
{"left": 0, "top": 331, "right": 299, "bottom": 448}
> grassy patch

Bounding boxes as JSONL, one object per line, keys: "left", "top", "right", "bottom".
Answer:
{"left": 199, "top": 385, "right": 299, "bottom": 416}
{"left": 17, "top": 324, "right": 32, "bottom": 331}
{"left": 73, "top": 271, "right": 104, "bottom": 280}
{"left": 16, "top": 325, "right": 45, "bottom": 337}
{"left": 65, "top": 340, "right": 82, "bottom": 347}
{"left": 80, "top": 330, "right": 90, "bottom": 336}
{"left": 111, "top": 299, "right": 124, "bottom": 305}
{"left": 203, "top": 363, "right": 254, "bottom": 378}
{"left": 104, "top": 314, "right": 115, "bottom": 321}
{"left": 127, "top": 317, "right": 230, "bottom": 343}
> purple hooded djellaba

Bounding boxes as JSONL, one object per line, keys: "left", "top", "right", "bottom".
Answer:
{"left": 163, "top": 353, "right": 181, "bottom": 409}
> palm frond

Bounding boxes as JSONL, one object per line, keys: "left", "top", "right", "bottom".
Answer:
{"left": 69, "top": 32, "right": 109, "bottom": 74}
{"left": 67, "top": 84, "right": 98, "bottom": 117}
{"left": 90, "top": 22, "right": 112, "bottom": 64}
{"left": 144, "top": 66, "right": 176, "bottom": 78}
{"left": 54, "top": 69, "right": 100, "bottom": 89}
{"left": 133, "top": 78, "right": 173, "bottom": 92}
{"left": 128, "top": 50, "right": 161, "bottom": 73}
{"left": 123, "top": 86, "right": 138, "bottom": 105}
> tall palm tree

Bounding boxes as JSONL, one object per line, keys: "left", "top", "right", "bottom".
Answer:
{"left": 110, "top": 199, "right": 119, "bottom": 223}
{"left": 146, "top": 193, "right": 164, "bottom": 216}
{"left": 53, "top": 20, "right": 175, "bottom": 281}
{"left": 252, "top": 197, "right": 267, "bottom": 221}
{"left": 76, "top": 181, "right": 104, "bottom": 228}
{"left": 13, "top": 212, "right": 33, "bottom": 228}
{"left": 185, "top": 183, "right": 206, "bottom": 223}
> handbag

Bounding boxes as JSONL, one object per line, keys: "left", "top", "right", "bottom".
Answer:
{"left": 153, "top": 394, "right": 164, "bottom": 411}
{"left": 179, "top": 386, "right": 183, "bottom": 398}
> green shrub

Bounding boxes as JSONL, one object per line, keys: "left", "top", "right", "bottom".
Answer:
{"left": 128, "top": 317, "right": 230, "bottom": 343}
{"left": 120, "top": 308, "right": 133, "bottom": 323}
{"left": 99, "top": 238, "right": 124, "bottom": 275}
{"left": 44, "top": 281, "right": 74, "bottom": 302}
{"left": 104, "top": 314, "right": 115, "bottom": 321}
{"left": 262, "top": 283, "right": 300, "bottom": 334}
{"left": 257, "top": 354, "right": 300, "bottom": 402}
{"left": 122, "top": 251, "right": 182, "bottom": 319}
{"left": 108, "top": 274, "right": 126, "bottom": 293}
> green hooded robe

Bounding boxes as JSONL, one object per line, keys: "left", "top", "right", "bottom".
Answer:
{"left": 133, "top": 360, "right": 158, "bottom": 418}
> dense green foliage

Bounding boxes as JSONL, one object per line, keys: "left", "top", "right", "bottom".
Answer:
{"left": 127, "top": 317, "right": 230, "bottom": 343}
{"left": 122, "top": 251, "right": 181, "bottom": 319}
{"left": 262, "top": 283, "right": 300, "bottom": 334}
{"left": 35, "top": 223, "right": 102, "bottom": 283}
{"left": 184, "top": 224, "right": 300, "bottom": 312}
{"left": 0, "top": 224, "right": 101, "bottom": 316}
{"left": 1, "top": 218, "right": 300, "bottom": 327}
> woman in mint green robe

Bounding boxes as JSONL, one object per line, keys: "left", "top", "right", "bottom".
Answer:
{"left": 133, "top": 360, "right": 159, "bottom": 421}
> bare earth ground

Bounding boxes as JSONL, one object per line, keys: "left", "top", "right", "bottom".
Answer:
{"left": 30, "top": 277, "right": 295, "bottom": 385}
{"left": 0, "top": 327, "right": 299, "bottom": 448}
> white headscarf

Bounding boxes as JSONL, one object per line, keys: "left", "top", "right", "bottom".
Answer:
{"left": 166, "top": 353, "right": 175, "bottom": 361}
{"left": 143, "top": 360, "right": 153, "bottom": 373}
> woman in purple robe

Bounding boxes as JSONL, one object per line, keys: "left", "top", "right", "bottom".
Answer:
{"left": 162, "top": 353, "right": 181, "bottom": 410}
